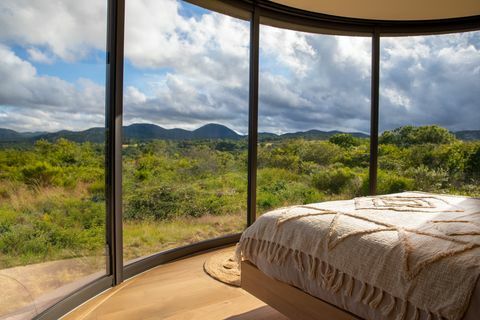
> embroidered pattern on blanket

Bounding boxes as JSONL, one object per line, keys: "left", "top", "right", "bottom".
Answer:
{"left": 354, "top": 195, "right": 464, "bottom": 212}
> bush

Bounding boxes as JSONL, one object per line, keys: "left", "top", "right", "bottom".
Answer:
{"left": 312, "top": 167, "right": 356, "bottom": 194}
{"left": 329, "top": 134, "right": 360, "bottom": 148}
{"left": 21, "top": 161, "right": 61, "bottom": 187}
{"left": 0, "top": 219, "right": 79, "bottom": 257}
{"left": 362, "top": 170, "right": 414, "bottom": 194}
{"left": 299, "top": 141, "right": 341, "bottom": 165}
{"left": 256, "top": 168, "right": 321, "bottom": 212}
{"left": 125, "top": 185, "right": 182, "bottom": 220}
{"left": 404, "top": 165, "right": 448, "bottom": 191}
{"left": 465, "top": 145, "right": 480, "bottom": 180}
{"left": 380, "top": 125, "right": 455, "bottom": 147}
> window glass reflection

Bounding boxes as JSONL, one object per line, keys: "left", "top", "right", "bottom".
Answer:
{"left": 122, "top": 0, "right": 250, "bottom": 263}
{"left": 379, "top": 31, "right": 480, "bottom": 196}
{"left": 257, "top": 25, "right": 372, "bottom": 215}
{"left": 0, "top": 0, "right": 107, "bottom": 318}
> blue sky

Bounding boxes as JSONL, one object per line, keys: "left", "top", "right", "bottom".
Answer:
{"left": 0, "top": 0, "right": 479, "bottom": 134}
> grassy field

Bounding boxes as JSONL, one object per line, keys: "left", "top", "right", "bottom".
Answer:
{"left": 0, "top": 125, "right": 479, "bottom": 269}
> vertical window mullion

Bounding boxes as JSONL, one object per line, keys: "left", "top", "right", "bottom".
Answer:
{"left": 247, "top": 6, "right": 260, "bottom": 226}
{"left": 369, "top": 29, "right": 380, "bottom": 195}
{"left": 106, "top": 0, "right": 125, "bottom": 285}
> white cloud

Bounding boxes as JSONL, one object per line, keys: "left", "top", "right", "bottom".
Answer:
{"left": 124, "top": 86, "right": 147, "bottom": 105}
{"left": 260, "top": 25, "right": 316, "bottom": 77}
{"left": 379, "top": 32, "right": 480, "bottom": 131}
{"left": 0, "top": 45, "right": 104, "bottom": 131}
{"left": 258, "top": 28, "right": 372, "bottom": 133}
{"left": 26, "top": 47, "right": 54, "bottom": 64}
{"left": 0, "top": 0, "right": 107, "bottom": 62}
{"left": 124, "top": 0, "right": 249, "bottom": 72}
{"left": 121, "top": 0, "right": 251, "bottom": 132}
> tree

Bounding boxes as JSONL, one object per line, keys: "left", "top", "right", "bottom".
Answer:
{"left": 379, "top": 125, "right": 455, "bottom": 146}
{"left": 329, "top": 134, "right": 359, "bottom": 148}
{"left": 465, "top": 145, "right": 480, "bottom": 179}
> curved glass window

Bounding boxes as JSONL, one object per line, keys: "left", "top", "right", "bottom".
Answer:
{"left": 0, "top": 0, "right": 479, "bottom": 317}
{"left": 0, "top": 0, "right": 107, "bottom": 318}
{"left": 379, "top": 31, "right": 480, "bottom": 196}
{"left": 257, "top": 24, "right": 372, "bottom": 215}
{"left": 122, "top": 0, "right": 250, "bottom": 263}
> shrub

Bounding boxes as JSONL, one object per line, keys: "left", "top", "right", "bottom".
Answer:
{"left": 125, "top": 185, "right": 181, "bottom": 220}
{"left": 21, "top": 161, "right": 61, "bottom": 187}
{"left": 312, "top": 167, "right": 356, "bottom": 194}
{"left": 339, "top": 145, "right": 370, "bottom": 168}
{"left": 404, "top": 165, "right": 448, "bottom": 191}
{"left": 329, "top": 134, "right": 360, "bottom": 148}
{"left": 299, "top": 141, "right": 341, "bottom": 165}
{"left": 465, "top": 145, "right": 480, "bottom": 180}
{"left": 362, "top": 170, "right": 414, "bottom": 194}
{"left": 87, "top": 180, "right": 106, "bottom": 202}
{"left": 256, "top": 168, "right": 321, "bottom": 212}
{"left": 380, "top": 125, "right": 455, "bottom": 147}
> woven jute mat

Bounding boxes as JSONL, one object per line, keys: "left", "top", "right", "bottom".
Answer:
{"left": 203, "top": 248, "right": 240, "bottom": 287}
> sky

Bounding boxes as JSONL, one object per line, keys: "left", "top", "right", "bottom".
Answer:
{"left": 0, "top": 0, "right": 479, "bottom": 134}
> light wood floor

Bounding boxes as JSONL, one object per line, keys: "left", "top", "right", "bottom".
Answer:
{"left": 63, "top": 247, "right": 288, "bottom": 320}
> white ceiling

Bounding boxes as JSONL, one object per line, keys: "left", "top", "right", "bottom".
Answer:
{"left": 270, "top": 0, "right": 480, "bottom": 21}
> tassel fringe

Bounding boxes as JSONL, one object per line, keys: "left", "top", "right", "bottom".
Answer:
{"left": 382, "top": 295, "right": 396, "bottom": 316}
{"left": 395, "top": 299, "right": 408, "bottom": 320}
{"left": 362, "top": 285, "right": 376, "bottom": 305}
{"left": 412, "top": 307, "right": 419, "bottom": 320}
{"left": 369, "top": 289, "right": 384, "bottom": 309}
{"left": 345, "top": 274, "right": 354, "bottom": 296}
{"left": 238, "top": 237, "right": 440, "bottom": 320}
{"left": 357, "top": 281, "right": 367, "bottom": 302}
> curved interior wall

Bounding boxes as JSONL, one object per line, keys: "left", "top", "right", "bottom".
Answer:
{"left": 0, "top": 1, "right": 478, "bottom": 319}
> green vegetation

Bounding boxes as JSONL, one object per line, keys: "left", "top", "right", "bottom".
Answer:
{"left": 0, "top": 125, "right": 479, "bottom": 268}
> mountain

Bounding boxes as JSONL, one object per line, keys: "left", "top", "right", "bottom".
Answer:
{"left": 0, "top": 123, "right": 243, "bottom": 143}
{"left": 192, "top": 123, "right": 239, "bottom": 139}
{"left": 259, "top": 129, "right": 369, "bottom": 141}
{"left": 281, "top": 129, "right": 369, "bottom": 140}
{"left": 0, "top": 128, "right": 24, "bottom": 141}
{"left": 2, "top": 124, "right": 476, "bottom": 143}
{"left": 454, "top": 130, "right": 480, "bottom": 141}
{"left": 124, "top": 123, "right": 189, "bottom": 140}
{"left": 124, "top": 123, "right": 239, "bottom": 140}
{"left": 35, "top": 128, "right": 106, "bottom": 143}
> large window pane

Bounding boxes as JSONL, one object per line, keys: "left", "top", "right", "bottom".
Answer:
{"left": 379, "top": 31, "right": 480, "bottom": 196}
{"left": 257, "top": 25, "right": 372, "bottom": 215}
{"left": 0, "top": 1, "right": 107, "bottom": 318}
{"left": 122, "top": 0, "right": 249, "bottom": 263}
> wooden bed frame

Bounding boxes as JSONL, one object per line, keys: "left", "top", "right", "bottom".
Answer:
{"left": 241, "top": 260, "right": 361, "bottom": 320}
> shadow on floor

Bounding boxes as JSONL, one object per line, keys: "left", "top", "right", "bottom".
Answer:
{"left": 225, "top": 305, "right": 288, "bottom": 320}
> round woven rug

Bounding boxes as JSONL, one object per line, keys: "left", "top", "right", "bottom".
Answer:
{"left": 203, "top": 249, "right": 240, "bottom": 287}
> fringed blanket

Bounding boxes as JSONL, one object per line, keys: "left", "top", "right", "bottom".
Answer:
{"left": 237, "top": 192, "right": 480, "bottom": 320}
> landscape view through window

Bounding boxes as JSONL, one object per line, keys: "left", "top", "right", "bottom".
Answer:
{"left": 0, "top": 0, "right": 479, "bottom": 318}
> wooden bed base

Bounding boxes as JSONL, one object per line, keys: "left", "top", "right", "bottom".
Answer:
{"left": 241, "top": 260, "right": 360, "bottom": 320}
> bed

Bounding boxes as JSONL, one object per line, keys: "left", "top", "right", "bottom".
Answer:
{"left": 237, "top": 192, "right": 480, "bottom": 320}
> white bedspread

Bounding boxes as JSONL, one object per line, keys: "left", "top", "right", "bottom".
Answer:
{"left": 237, "top": 192, "right": 480, "bottom": 320}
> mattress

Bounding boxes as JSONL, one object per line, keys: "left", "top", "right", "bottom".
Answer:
{"left": 238, "top": 192, "right": 480, "bottom": 320}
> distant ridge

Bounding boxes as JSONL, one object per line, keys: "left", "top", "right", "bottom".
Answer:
{"left": 454, "top": 130, "right": 480, "bottom": 141}
{"left": 269, "top": 129, "right": 369, "bottom": 140}
{"left": 0, "top": 128, "right": 24, "bottom": 141}
{"left": 1, "top": 124, "right": 478, "bottom": 143}
{"left": 0, "top": 123, "right": 242, "bottom": 143}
